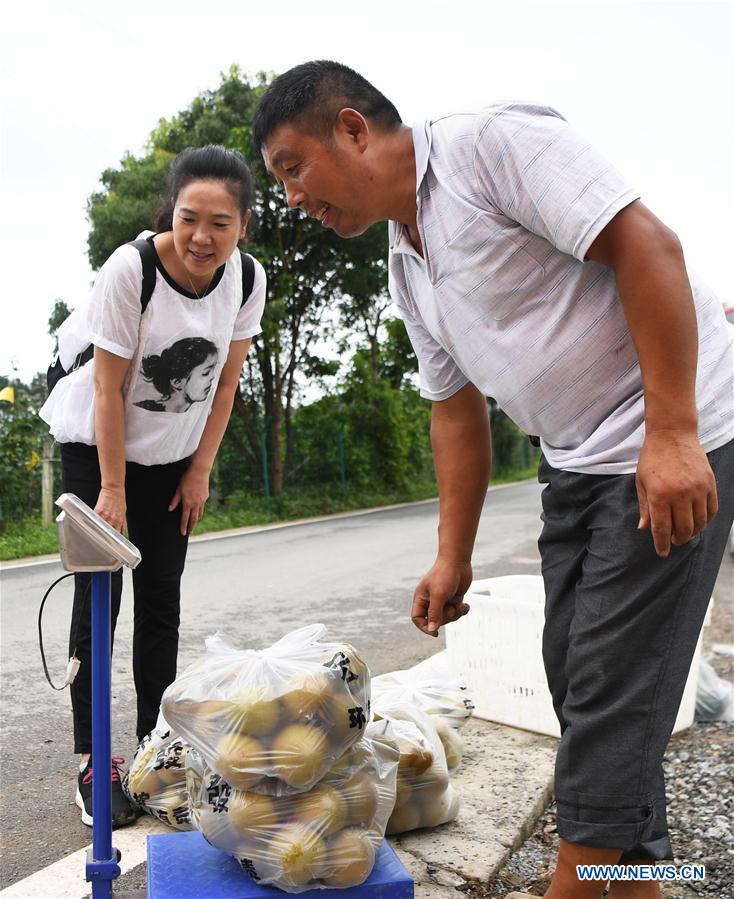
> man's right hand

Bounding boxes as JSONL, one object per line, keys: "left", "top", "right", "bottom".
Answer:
{"left": 414, "top": 383, "right": 491, "bottom": 637}
{"left": 95, "top": 486, "right": 126, "bottom": 533}
{"left": 411, "top": 557, "right": 473, "bottom": 637}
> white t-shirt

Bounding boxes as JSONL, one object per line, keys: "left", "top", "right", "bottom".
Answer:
{"left": 388, "top": 104, "right": 734, "bottom": 474}
{"left": 40, "top": 234, "right": 266, "bottom": 465}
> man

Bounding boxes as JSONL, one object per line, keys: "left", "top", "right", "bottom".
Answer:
{"left": 253, "top": 61, "right": 734, "bottom": 899}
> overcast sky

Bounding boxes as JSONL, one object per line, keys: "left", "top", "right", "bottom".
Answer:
{"left": 2, "top": 0, "right": 732, "bottom": 383}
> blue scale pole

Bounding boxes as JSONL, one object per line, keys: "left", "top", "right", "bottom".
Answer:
{"left": 86, "top": 570, "right": 121, "bottom": 897}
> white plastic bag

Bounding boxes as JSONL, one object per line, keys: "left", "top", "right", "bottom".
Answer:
{"left": 123, "top": 713, "right": 193, "bottom": 830}
{"left": 372, "top": 667, "right": 474, "bottom": 729}
{"left": 162, "top": 626, "right": 370, "bottom": 795}
{"left": 372, "top": 667, "right": 472, "bottom": 772}
{"left": 187, "top": 719, "right": 399, "bottom": 892}
{"left": 373, "top": 702, "right": 459, "bottom": 835}
{"left": 695, "top": 658, "right": 734, "bottom": 722}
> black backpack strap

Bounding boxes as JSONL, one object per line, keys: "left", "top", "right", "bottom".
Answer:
{"left": 128, "top": 238, "right": 158, "bottom": 313}
{"left": 47, "top": 237, "right": 157, "bottom": 397}
{"left": 239, "top": 251, "right": 255, "bottom": 308}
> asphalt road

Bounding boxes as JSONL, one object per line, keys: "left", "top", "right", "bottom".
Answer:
{"left": 0, "top": 480, "right": 545, "bottom": 889}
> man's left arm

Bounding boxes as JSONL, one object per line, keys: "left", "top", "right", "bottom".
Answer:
{"left": 586, "top": 199, "right": 718, "bottom": 557}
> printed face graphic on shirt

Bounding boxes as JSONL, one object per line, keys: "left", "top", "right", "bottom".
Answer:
{"left": 133, "top": 337, "right": 219, "bottom": 414}
{"left": 178, "top": 354, "right": 217, "bottom": 403}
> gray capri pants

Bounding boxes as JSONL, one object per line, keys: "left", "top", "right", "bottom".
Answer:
{"left": 538, "top": 439, "right": 733, "bottom": 859}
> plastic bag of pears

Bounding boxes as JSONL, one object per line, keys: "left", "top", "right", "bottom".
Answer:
{"left": 123, "top": 712, "right": 193, "bottom": 830}
{"left": 186, "top": 719, "right": 399, "bottom": 892}
{"left": 162, "top": 625, "right": 370, "bottom": 797}
{"left": 372, "top": 702, "right": 460, "bottom": 835}
{"left": 371, "top": 667, "right": 474, "bottom": 729}
{"left": 372, "top": 667, "right": 473, "bottom": 772}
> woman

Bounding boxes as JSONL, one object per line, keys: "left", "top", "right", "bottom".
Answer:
{"left": 40, "top": 145, "right": 266, "bottom": 827}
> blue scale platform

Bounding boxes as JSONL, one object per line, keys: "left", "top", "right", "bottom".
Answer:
{"left": 146, "top": 830, "right": 414, "bottom": 899}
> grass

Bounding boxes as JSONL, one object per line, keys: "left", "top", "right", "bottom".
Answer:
{"left": 0, "top": 466, "right": 538, "bottom": 562}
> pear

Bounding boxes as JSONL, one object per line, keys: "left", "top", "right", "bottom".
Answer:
{"left": 394, "top": 774, "right": 413, "bottom": 810}
{"left": 340, "top": 644, "right": 370, "bottom": 702}
{"left": 375, "top": 777, "right": 399, "bottom": 820}
{"left": 319, "top": 644, "right": 368, "bottom": 688}
{"left": 215, "top": 732, "right": 268, "bottom": 789}
{"left": 386, "top": 801, "right": 422, "bottom": 835}
{"left": 234, "top": 846, "right": 281, "bottom": 885}
{"left": 153, "top": 741, "right": 188, "bottom": 786}
{"left": 420, "top": 786, "right": 461, "bottom": 828}
{"left": 342, "top": 771, "right": 378, "bottom": 825}
{"left": 126, "top": 741, "right": 159, "bottom": 798}
{"left": 184, "top": 772, "right": 203, "bottom": 826}
{"left": 191, "top": 698, "right": 232, "bottom": 719}
{"left": 321, "top": 827, "right": 376, "bottom": 887}
{"left": 168, "top": 698, "right": 231, "bottom": 734}
{"left": 411, "top": 775, "right": 446, "bottom": 810}
{"left": 198, "top": 802, "right": 246, "bottom": 853}
{"left": 148, "top": 789, "right": 191, "bottom": 829}
{"left": 434, "top": 718, "right": 463, "bottom": 771}
{"left": 269, "top": 822, "right": 326, "bottom": 887}
{"left": 281, "top": 671, "right": 333, "bottom": 719}
{"left": 323, "top": 690, "right": 367, "bottom": 747}
{"left": 291, "top": 783, "right": 348, "bottom": 836}
{"left": 271, "top": 724, "right": 330, "bottom": 789}
{"left": 159, "top": 786, "right": 188, "bottom": 810}
{"left": 398, "top": 743, "right": 434, "bottom": 778}
{"left": 230, "top": 688, "right": 281, "bottom": 737}
{"left": 156, "top": 764, "right": 186, "bottom": 788}
{"left": 228, "top": 789, "right": 280, "bottom": 836}
{"left": 415, "top": 759, "right": 450, "bottom": 792}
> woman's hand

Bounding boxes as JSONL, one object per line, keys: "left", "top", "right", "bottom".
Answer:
{"left": 169, "top": 465, "right": 210, "bottom": 536}
{"left": 95, "top": 487, "right": 126, "bottom": 533}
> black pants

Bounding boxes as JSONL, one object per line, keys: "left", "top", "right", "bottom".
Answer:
{"left": 61, "top": 442, "right": 190, "bottom": 753}
{"left": 538, "top": 439, "right": 734, "bottom": 858}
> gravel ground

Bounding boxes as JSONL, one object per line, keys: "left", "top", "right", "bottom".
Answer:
{"left": 484, "top": 554, "right": 734, "bottom": 899}
{"left": 484, "top": 717, "right": 734, "bottom": 898}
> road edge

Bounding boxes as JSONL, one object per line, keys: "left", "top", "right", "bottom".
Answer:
{"left": 0, "top": 478, "right": 536, "bottom": 571}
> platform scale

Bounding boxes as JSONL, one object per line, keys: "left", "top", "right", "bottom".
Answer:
{"left": 56, "top": 493, "right": 141, "bottom": 897}
{"left": 55, "top": 493, "right": 414, "bottom": 898}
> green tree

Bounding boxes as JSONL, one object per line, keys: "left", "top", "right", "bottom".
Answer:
{"left": 289, "top": 349, "right": 433, "bottom": 493}
{"left": 87, "top": 149, "right": 173, "bottom": 269}
{"left": 85, "top": 66, "right": 389, "bottom": 496}
{"left": 333, "top": 225, "right": 392, "bottom": 382}
{"left": 488, "top": 399, "right": 533, "bottom": 473}
{"left": 0, "top": 374, "right": 50, "bottom": 520}
{"left": 378, "top": 316, "right": 419, "bottom": 390}
{"left": 48, "top": 299, "right": 71, "bottom": 355}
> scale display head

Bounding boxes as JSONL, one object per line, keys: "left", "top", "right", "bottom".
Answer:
{"left": 55, "top": 493, "right": 142, "bottom": 572}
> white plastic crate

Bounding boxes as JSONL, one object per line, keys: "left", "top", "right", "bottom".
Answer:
{"left": 445, "top": 575, "right": 706, "bottom": 737}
